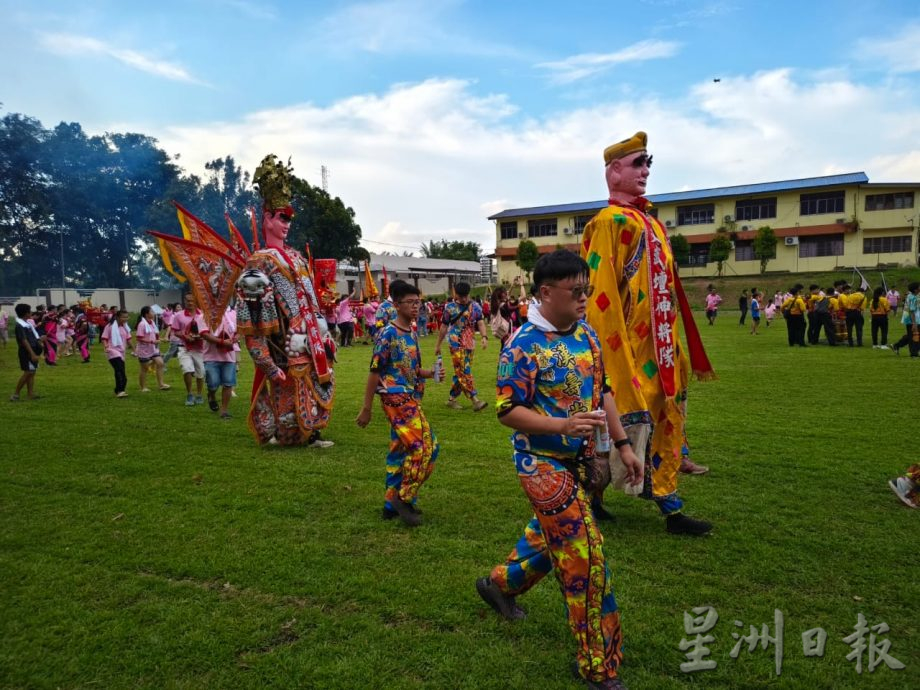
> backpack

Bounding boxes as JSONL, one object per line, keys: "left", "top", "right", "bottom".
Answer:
{"left": 814, "top": 297, "right": 829, "bottom": 315}
{"left": 490, "top": 312, "right": 510, "bottom": 340}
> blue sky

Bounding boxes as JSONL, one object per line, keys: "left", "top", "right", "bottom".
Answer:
{"left": 3, "top": 0, "right": 920, "bottom": 254}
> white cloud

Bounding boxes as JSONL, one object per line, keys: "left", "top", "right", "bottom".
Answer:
{"left": 318, "top": 0, "right": 523, "bottom": 58}
{"left": 148, "top": 70, "right": 920, "bottom": 256}
{"left": 857, "top": 22, "right": 920, "bottom": 74}
{"left": 37, "top": 32, "right": 208, "bottom": 85}
{"left": 537, "top": 40, "right": 681, "bottom": 84}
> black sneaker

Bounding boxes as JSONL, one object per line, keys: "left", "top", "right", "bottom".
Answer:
{"left": 586, "top": 679, "right": 628, "bottom": 690}
{"left": 391, "top": 496, "right": 422, "bottom": 527}
{"left": 381, "top": 507, "right": 398, "bottom": 520}
{"left": 475, "top": 577, "right": 526, "bottom": 620}
{"left": 590, "top": 500, "right": 616, "bottom": 522}
{"left": 208, "top": 398, "right": 219, "bottom": 412}
{"left": 666, "top": 513, "right": 712, "bottom": 536}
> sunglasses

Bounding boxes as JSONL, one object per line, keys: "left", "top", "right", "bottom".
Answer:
{"left": 630, "top": 154, "right": 653, "bottom": 169}
{"left": 546, "top": 283, "right": 595, "bottom": 299}
{"left": 279, "top": 212, "right": 293, "bottom": 222}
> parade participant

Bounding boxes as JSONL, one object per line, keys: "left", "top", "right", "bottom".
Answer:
{"left": 361, "top": 299, "right": 377, "bottom": 343}
{"left": 581, "top": 132, "right": 714, "bottom": 536}
{"left": 11, "top": 304, "right": 42, "bottom": 402}
{"left": 886, "top": 285, "right": 900, "bottom": 318}
{"left": 738, "top": 289, "right": 748, "bottom": 326}
{"left": 434, "top": 281, "right": 488, "bottom": 411}
{"left": 73, "top": 309, "right": 90, "bottom": 362}
{"left": 374, "top": 292, "right": 398, "bottom": 336}
{"left": 172, "top": 293, "right": 209, "bottom": 406}
{"left": 135, "top": 306, "right": 169, "bottom": 391}
{"left": 892, "top": 281, "right": 920, "bottom": 357}
{"left": 844, "top": 284, "right": 867, "bottom": 346}
{"left": 489, "top": 286, "right": 514, "bottom": 347}
{"left": 356, "top": 281, "right": 439, "bottom": 526}
{"left": 101, "top": 310, "right": 134, "bottom": 398}
{"left": 42, "top": 308, "right": 58, "bottom": 366}
{"left": 749, "top": 289, "right": 762, "bottom": 335}
{"left": 236, "top": 154, "right": 335, "bottom": 447}
{"left": 705, "top": 286, "right": 722, "bottom": 325}
{"left": 476, "top": 250, "right": 641, "bottom": 690}
{"left": 808, "top": 285, "right": 835, "bottom": 346}
{"left": 782, "top": 287, "right": 807, "bottom": 347}
{"left": 869, "top": 287, "right": 890, "bottom": 349}
{"left": 889, "top": 464, "right": 920, "bottom": 509}
{"left": 0, "top": 307, "right": 8, "bottom": 347}
{"left": 161, "top": 303, "right": 181, "bottom": 367}
{"left": 202, "top": 305, "right": 238, "bottom": 418}
{"left": 335, "top": 291, "right": 356, "bottom": 347}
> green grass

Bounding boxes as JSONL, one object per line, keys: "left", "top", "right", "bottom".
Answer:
{"left": 1, "top": 317, "right": 918, "bottom": 689}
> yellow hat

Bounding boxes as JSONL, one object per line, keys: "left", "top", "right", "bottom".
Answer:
{"left": 603, "top": 131, "right": 647, "bottom": 165}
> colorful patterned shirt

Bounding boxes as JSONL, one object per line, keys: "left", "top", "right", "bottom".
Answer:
{"left": 374, "top": 300, "right": 397, "bottom": 334}
{"left": 370, "top": 322, "right": 424, "bottom": 399}
{"left": 441, "top": 300, "right": 483, "bottom": 351}
{"left": 496, "top": 320, "right": 608, "bottom": 465}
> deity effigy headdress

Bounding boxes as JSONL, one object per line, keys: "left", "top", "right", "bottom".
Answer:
{"left": 603, "top": 131, "right": 647, "bottom": 165}
{"left": 253, "top": 154, "right": 295, "bottom": 217}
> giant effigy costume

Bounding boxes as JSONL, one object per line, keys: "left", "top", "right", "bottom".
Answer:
{"left": 150, "top": 154, "right": 336, "bottom": 447}
{"left": 582, "top": 132, "right": 714, "bottom": 531}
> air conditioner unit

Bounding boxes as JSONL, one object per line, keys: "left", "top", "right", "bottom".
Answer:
{"left": 562, "top": 227, "right": 572, "bottom": 235}
{"left": 784, "top": 236, "right": 799, "bottom": 246}
{"left": 724, "top": 215, "right": 733, "bottom": 222}
{"left": 741, "top": 225, "right": 750, "bottom": 231}
{"left": 665, "top": 220, "right": 673, "bottom": 227}
{"left": 517, "top": 232, "right": 525, "bottom": 239}
{"left": 835, "top": 218, "right": 845, "bottom": 224}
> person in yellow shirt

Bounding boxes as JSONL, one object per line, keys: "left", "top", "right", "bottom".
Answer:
{"left": 782, "top": 286, "right": 808, "bottom": 347}
{"left": 843, "top": 285, "right": 867, "bottom": 346}
{"left": 808, "top": 284, "right": 836, "bottom": 345}
{"left": 869, "top": 286, "right": 891, "bottom": 349}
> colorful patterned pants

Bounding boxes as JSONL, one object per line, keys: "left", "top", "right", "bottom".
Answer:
{"left": 490, "top": 454, "right": 623, "bottom": 683}
{"left": 381, "top": 393, "right": 439, "bottom": 509}
{"left": 448, "top": 347, "right": 477, "bottom": 399}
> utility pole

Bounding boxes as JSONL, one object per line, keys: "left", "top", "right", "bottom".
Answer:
{"left": 321, "top": 165, "right": 329, "bottom": 193}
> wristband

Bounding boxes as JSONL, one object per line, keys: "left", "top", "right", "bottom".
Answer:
{"left": 613, "top": 438, "right": 632, "bottom": 449}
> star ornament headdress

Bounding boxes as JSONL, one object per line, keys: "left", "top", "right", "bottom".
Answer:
{"left": 253, "top": 154, "right": 295, "bottom": 217}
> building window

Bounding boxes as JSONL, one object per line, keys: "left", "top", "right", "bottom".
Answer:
{"left": 734, "top": 240, "right": 756, "bottom": 261}
{"left": 735, "top": 197, "right": 777, "bottom": 221}
{"left": 676, "top": 204, "right": 715, "bottom": 226}
{"left": 500, "top": 221, "right": 518, "bottom": 240}
{"left": 799, "top": 233, "right": 844, "bottom": 258}
{"left": 863, "top": 235, "right": 912, "bottom": 254}
{"left": 865, "top": 192, "right": 914, "bottom": 211}
{"left": 573, "top": 214, "right": 594, "bottom": 234}
{"left": 527, "top": 219, "right": 557, "bottom": 238}
{"left": 800, "top": 190, "right": 845, "bottom": 216}
{"left": 685, "top": 244, "right": 710, "bottom": 266}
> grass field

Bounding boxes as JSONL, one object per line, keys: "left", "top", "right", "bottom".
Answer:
{"left": 1, "top": 312, "right": 918, "bottom": 689}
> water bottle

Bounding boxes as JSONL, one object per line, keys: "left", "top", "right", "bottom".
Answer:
{"left": 593, "top": 409, "right": 611, "bottom": 453}
{"left": 433, "top": 354, "right": 444, "bottom": 383}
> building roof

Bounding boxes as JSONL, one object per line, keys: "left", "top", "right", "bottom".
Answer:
{"left": 340, "top": 253, "right": 481, "bottom": 274}
{"left": 487, "top": 172, "right": 871, "bottom": 220}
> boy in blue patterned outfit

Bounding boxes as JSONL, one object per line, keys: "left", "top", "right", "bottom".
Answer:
{"left": 357, "top": 280, "right": 439, "bottom": 527}
{"left": 434, "top": 281, "right": 489, "bottom": 411}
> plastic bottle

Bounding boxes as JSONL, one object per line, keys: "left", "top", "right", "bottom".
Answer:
{"left": 433, "top": 354, "right": 444, "bottom": 383}
{"left": 593, "top": 409, "right": 611, "bottom": 453}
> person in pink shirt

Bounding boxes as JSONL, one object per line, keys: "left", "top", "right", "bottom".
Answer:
{"left": 170, "top": 293, "right": 209, "bottom": 406}
{"left": 101, "top": 310, "right": 134, "bottom": 398}
{"left": 0, "top": 308, "right": 8, "bottom": 348}
{"left": 335, "top": 291, "right": 356, "bottom": 347}
{"left": 135, "top": 306, "right": 169, "bottom": 392}
{"left": 362, "top": 299, "right": 378, "bottom": 344}
{"left": 704, "top": 286, "right": 723, "bottom": 325}
{"left": 202, "top": 306, "right": 238, "bottom": 418}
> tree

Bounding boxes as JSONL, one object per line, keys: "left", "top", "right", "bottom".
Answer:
{"left": 753, "top": 226, "right": 777, "bottom": 274}
{"left": 709, "top": 228, "right": 733, "bottom": 277}
{"left": 515, "top": 240, "right": 539, "bottom": 281}
{"left": 288, "top": 177, "right": 364, "bottom": 263}
{"left": 670, "top": 233, "right": 690, "bottom": 266}
{"left": 419, "top": 239, "right": 480, "bottom": 262}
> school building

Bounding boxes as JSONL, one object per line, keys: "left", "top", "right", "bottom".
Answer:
{"left": 488, "top": 172, "right": 920, "bottom": 282}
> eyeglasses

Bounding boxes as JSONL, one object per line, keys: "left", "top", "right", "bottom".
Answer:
{"left": 630, "top": 154, "right": 653, "bottom": 169}
{"left": 399, "top": 299, "right": 421, "bottom": 306}
{"left": 545, "top": 283, "right": 594, "bottom": 299}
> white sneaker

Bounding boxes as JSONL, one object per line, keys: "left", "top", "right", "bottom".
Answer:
{"left": 879, "top": 345, "right": 890, "bottom": 350}
{"left": 309, "top": 438, "right": 335, "bottom": 448}
{"left": 889, "top": 477, "right": 919, "bottom": 509}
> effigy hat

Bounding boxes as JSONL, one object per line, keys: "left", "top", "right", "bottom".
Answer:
{"left": 253, "top": 154, "right": 296, "bottom": 216}
{"left": 603, "top": 131, "right": 647, "bottom": 165}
